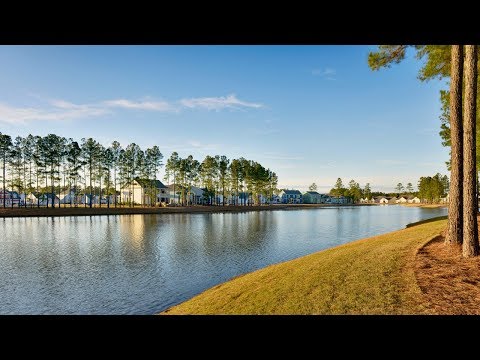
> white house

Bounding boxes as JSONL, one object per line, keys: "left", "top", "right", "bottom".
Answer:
{"left": 59, "top": 189, "right": 77, "bottom": 204}
{"left": 378, "top": 196, "right": 389, "bottom": 204}
{"left": 188, "top": 186, "right": 204, "bottom": 205}
{"left": 27, "top": 192, "right": 60, "bottom": 206}
{"left": 397, "top": 196, "right": 408, "bottom": 204}
{"left": 407, "top": 196, "right": 421, "bottom": 204}
{"left": 121, "top": 178, "right": 169, "bottom": 206}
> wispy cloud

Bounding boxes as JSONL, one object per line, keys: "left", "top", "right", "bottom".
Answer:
{"left": 312, "top": 67, "right": 336, "bottom": 80}
{"left": 0, "top": 93, "right": 264, "bottom": 125}
{"left": 0, "top": 101, "right": 108, "bottom": 125}
{"left": 180, "top": 94, "right": 263, "bottom": 111}
{"left": 103, "top": 99, "right": 176, "bottom": 112}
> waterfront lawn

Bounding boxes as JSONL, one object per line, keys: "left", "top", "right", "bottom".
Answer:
{"left": 164, "top": 219, "right": 447, "bottom": 314}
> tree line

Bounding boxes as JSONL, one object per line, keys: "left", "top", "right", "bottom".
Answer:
{"left": 164, "top": 152, "right": 278, "bottom": 206}
{"left": 0, "top": 132, "right": 278, "bottom": 208}
{"left": 328, "top": 178, "right": 370, "bottom": 203}
{"left": 417, "top": 174, "right": 449, "bottom": 204}
{"left": 325, "top": 175, "right": 449, "bottom": 204}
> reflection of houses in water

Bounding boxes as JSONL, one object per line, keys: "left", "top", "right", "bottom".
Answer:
{"left": 120, "top": 215, "right": 146, "bottom": 251}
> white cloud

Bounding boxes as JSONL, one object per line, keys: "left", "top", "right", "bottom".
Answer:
{"left": 104, "top": 99, "right": 176, "bottom": 112}
{"left": 0, "top": 102, "right": 108, "bottom": 124}
{"left": 180, "top": 94, "right": 263, "bottom": 111}
{"left": 0, "top": 93, "right": 264, "bottom": 125}
{"left": 312, "top": 67, "right": 336, "bottom": 80}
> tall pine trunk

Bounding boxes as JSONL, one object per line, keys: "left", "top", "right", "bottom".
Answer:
{"left": 447, "top": 45, "right": 464, "bottom": 246}
{"left": 2, "top": 156, "right": 5, "bottom": 208}
{"left": 462, "top": 45, "right": 479, "bottom": 257}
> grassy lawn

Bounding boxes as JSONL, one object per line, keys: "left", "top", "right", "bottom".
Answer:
{"left": 163, "top": 219, "right": 447, "bottom": 314}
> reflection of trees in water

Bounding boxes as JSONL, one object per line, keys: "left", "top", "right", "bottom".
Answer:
{"left": 168, "top": 212, "right": 273, "bottom": 262}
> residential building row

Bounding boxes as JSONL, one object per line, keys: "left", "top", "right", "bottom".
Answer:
{"left": 0, "top": 181, "right": 446, "bottom": 207}
{"left": 359, "top": 195, "right": 421, "bottom": 204}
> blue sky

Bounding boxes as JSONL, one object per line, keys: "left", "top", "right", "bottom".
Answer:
{"left": 0, "top": 45, "right": 449, "bottom": 192}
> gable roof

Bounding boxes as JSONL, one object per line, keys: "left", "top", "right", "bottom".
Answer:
{"left": 135, "top": 178, "right": 167, "bottom": 189}
{"left": 31, "top": 192, "right": 59, "bottom": 199}
{"left": 305, "top": 191, "right": 322, "bottom": 196}
{"left": 281, "top": 190, "right": 302, "bottom": 195}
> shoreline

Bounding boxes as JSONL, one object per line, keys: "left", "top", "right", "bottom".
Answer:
{"left": 162, "top": 218, "right": 448, "bottom": 314}
{"left": 400, "top": 203, "right": 447, "bottom": 209}
{"left": 0, "top": 203, "right": 376, "bottom": 218}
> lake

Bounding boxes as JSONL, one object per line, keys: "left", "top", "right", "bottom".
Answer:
{"left": 0, "top": 205, "right": 447, "bottom": 314}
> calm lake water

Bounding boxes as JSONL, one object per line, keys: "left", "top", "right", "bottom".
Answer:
{"left": 0, "top": 205, "right": 447, "bottom": 314}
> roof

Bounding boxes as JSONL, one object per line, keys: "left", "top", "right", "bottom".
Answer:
{"left": 305, "top": 191, "right": 322, "bottom": 196}
{"left": 31, "top": 192, "right": 59, "bottom": 199}
{"left": 190, "top": 186, "right": 204, "bottom": 196}
{"left": 281, "top": 190, "right": 302, "bottom": 195}
{"left": 135, "top": 178, "right": 167, "bottom": 189}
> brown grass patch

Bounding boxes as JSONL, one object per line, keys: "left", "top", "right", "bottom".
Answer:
{"left": 414, "top": 218, "right": 480, "bottom": 314}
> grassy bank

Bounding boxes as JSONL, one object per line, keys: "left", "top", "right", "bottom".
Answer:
{"left": 163, "top": 218, "right": 447, "bottom": 314}
{"left": 0, "top": 203, "right": 375, "bottom": 218}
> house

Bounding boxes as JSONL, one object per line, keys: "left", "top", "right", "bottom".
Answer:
{"left": 0, "top": 190, "right": 21, "bottom": 206}
{"left": 229, "top": 192, "right": 253, "bottom": 206}
{"left": 59, "top": 189, "right": 77, "bottom": 204}
{"left": 407, "top": 196, "right": 421, "bottom": 204}
{"left": 188, "top": 186, "right": 204, "bottom": 205}
{"left": 27, "top": 192, "right": 60, "bottom": 206}
{"left": 378, "top": 196, "right": 389, "bottom": 204}
{"left": 270, "top": 194, "right": 281, "bottom": 204}
{"left": 330, "top": 196, "right": 349, "bottom": 204}
{"left": 279, "top": 189, "right": 302, "bottom": 204}
{"left": 79, "top": 193, "right": 96, "bottom": 205}
{"left": 396, "top": 196, "right": 409, "bottom": 204}
{"left": 303, "top": 191, "right": 325, "bottom": 204}
{"left": 388, "top": 197, "right": 398, "bottom": 204}
{"left": 167, "top": 184, "right": 190, "bottom": 205}
{"left": 120, "top": 178, "right": 169, "bottom": 205}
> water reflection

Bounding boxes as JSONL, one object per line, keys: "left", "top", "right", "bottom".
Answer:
{"left": 0, "top": 205, "right": 447, "bottom": 314}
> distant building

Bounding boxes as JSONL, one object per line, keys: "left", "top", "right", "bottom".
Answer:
{"left": 397, "top": 196, "right": 409, "bottom": 204}
{"left": 279, "top": 189, "right": 302, "bottom": 204}
{"left": 121, "top": 178, "right": 168, "bottom": 205}
{"left": 378, "top": 196, "right": 389, "bottom": 204}
{"left": 407, "top": 196, "right": 421, "bottom": 204}
{"left": 330, "top": 196, "right": 349, "bottom": 204}
{"left": 27, "top": 192, "right": 60, "bottom": 206}
{"left": 0, "top": 190, "right": 21, "bottom": 206}
{"left": 388, "top": 197, "right": 398, "bottom": 204}
{"left": 303, "top": 191, "right": 328, "bottom": 204}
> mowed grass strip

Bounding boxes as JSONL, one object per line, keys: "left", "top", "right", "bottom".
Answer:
{"left": 163, "top": 219, "right": 447, "bottom": 314}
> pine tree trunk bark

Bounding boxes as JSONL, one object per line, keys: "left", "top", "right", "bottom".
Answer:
{"left": 463, "top": 44, "right": 479, "bottom": 258}
{"left": 447, "top": 45, "right": 464, "bottom": 246}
